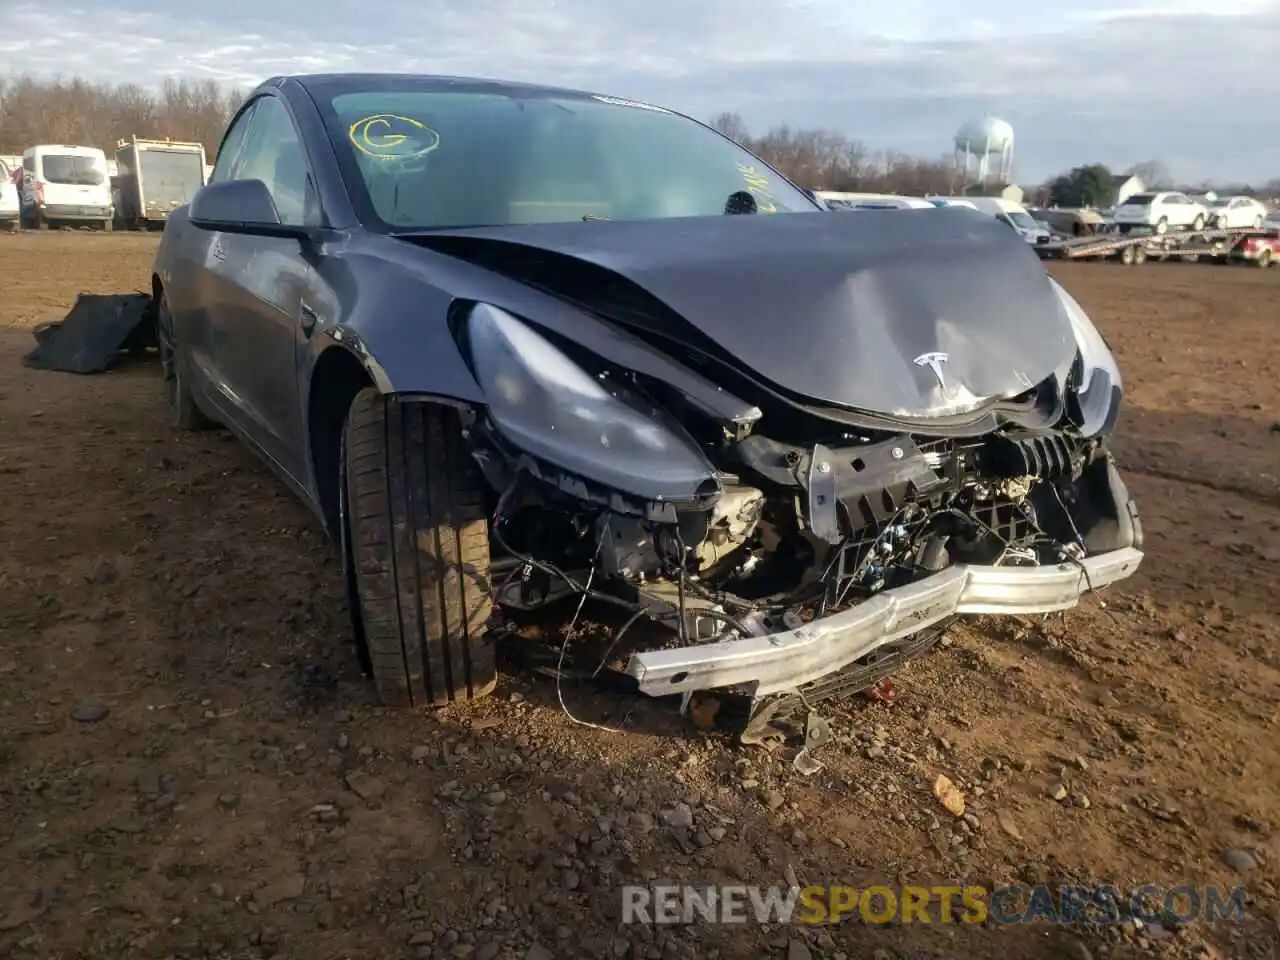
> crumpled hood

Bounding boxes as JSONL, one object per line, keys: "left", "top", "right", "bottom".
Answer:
{"left": 416, "top": 207, "right": 1077, "bottom": 417}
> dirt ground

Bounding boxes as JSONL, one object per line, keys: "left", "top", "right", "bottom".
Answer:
{"left": 0, "top": 232, "right": 1277, "bottom": 960}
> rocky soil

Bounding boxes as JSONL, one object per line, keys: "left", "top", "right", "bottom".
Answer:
{"left": 0, "top": 232, "right": 1277, "bottom": 960}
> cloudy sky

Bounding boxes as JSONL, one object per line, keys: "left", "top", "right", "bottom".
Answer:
{"left": 2, "top": 0, "right": 1277, "bottom": 183}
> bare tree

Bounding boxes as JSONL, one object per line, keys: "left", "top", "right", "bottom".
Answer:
{"left": 708, "top": 111, "right": 750, "bottom": 144}
{"left": 5, "top": 78, "right": 1267, "bottom": 201}
{"left": 1126, "top": 160, "right": 1173, "bottom": 189}
{"left": 708, "top": 116, "right": 959, "bottom": 195}
{"left": 0, "top": 74, "right": 245, "bottom": 157}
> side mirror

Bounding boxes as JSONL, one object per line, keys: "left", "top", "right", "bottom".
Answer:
{"left": 189, "top": 179, "right": 305, "bottom": 238}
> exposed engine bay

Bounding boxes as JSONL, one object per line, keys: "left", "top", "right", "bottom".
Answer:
{"left": 489, "top": 427, "right": 1108, "bottom": 622}
{"left": 411, "top": 215, "right": 1149, "bottom": 740}
{"left": 456, "top": 293, "right": 1145, "bottom": 738}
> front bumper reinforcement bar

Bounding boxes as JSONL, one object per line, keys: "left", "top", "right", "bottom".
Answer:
{"left": 624, "top": 546, "right": 1144, "bottom": 697}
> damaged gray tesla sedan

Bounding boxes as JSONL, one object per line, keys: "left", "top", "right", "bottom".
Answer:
{"left": 152, "top": 72, "right": 1143, "bottom": 729}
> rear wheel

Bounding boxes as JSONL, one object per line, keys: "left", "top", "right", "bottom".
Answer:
{"left": 1191, "top": 214, "right": 1205, "bottom": 231}
{"left": 1155, "top": 217, "right": 1168, "bottom": 234}
{"left": 156, "top": 294, "right": 217, "bottom": 430}
{"left": 342, "top": 389, "right": 497, "bottom": 708}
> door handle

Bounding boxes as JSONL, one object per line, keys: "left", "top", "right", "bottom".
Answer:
{"left": 299, "top": 302, "right": 318, "bottom": 337}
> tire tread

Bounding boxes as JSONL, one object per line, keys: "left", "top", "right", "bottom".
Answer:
{"left": 343, "top": 389, "right": 494, "bottom": 707}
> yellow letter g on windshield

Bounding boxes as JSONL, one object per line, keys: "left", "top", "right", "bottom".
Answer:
{"left": 349, "top": 115, "right": 441, "bottom": 161}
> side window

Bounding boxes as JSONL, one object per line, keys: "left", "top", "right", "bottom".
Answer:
{"left": 231, "top": 96, "right": 313, "bottom": 227}
{"left": 209, "top": 103, "right": 258, "bottom": 184}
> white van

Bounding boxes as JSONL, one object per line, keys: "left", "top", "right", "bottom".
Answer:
{"left": 932, "top": 196, "right": 1051, "bottom": 245}
{"left": 19, "top": 145, "right": 114, "bottom": 230}
{"left": 814, "top": 190, "right": 936, "bottom": 211}
{"left": 0, "top": 159, "right": 20, "bottom": 232}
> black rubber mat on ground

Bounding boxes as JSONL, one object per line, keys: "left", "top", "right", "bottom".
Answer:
{"left": 22, "top": 293, "right": 158, "bottom": 374}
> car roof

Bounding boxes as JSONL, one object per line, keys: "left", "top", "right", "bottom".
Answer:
{"left": 265, "top": 72, "right": 625, "bottom": 104}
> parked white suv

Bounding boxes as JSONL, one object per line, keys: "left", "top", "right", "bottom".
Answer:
{"left": 1112, "top": 192, "right": 1208, "bottom": 234}
{"left": 1206, "top": 195, "right": 1269, "bottom": 230}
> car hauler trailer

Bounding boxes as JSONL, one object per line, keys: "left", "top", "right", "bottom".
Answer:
{"left": 1036, "top": 225, "right": 1277, "bottom": 267}
{"left": 112, "top": 137, "right": 207, "bottom": 230}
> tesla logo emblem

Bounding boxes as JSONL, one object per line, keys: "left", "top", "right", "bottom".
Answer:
{"left": 913, "top": 351, "right": 949, "bottom": 389}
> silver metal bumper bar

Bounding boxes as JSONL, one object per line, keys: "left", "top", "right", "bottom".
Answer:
{"left": 624, "top": 546, "right": 1144, "bottom": 697}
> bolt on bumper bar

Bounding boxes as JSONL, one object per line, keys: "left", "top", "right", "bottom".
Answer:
{"left": 624, "top": 546, "right": 1144, "bottom": 697}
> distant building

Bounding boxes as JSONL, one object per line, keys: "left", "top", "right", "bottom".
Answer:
{"left": 964, "top": 182, "right": 1025, "bottom": 205}
{"left": 998, "top": 184, "right": 1025, "bottom": 205}
{"left": 1112, "top": 175, "right": 1144, "bottom": 205}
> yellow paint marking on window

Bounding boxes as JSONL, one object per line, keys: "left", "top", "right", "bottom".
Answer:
{"left": 736, "top": 162, "right": 780, "bottom": 213}
{"left": 349, "top": 114, "right": 441, "bottom": 160}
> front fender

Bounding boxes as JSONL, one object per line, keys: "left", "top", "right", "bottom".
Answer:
{"left": 312, "top": 255, "right": 484, "bottom": 403}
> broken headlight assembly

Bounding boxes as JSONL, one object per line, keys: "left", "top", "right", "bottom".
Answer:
{"left": 1049, "top": 277, "right": 1123, "bottom": 438}
{"left": 465, "top": 302, "right": 719, "bottom": 502}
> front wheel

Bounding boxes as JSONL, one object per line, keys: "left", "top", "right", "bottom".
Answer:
{"left": 1154, "top": 217, "right": 1168, "bottom": 234}
{"left": 342, "top": 389, "right": 497, "bottom": 708}
{"left": 1191, "top": 214, "right": 1205, "bottom": 231}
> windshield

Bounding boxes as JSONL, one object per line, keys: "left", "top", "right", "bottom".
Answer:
{"left": 1208, "top": 199, "right": 1229, "bottom": 207}
{"left": 321, "top": 90, "right": 818, "bottom": 230}
{"left": 1007, "top": 211, "right": 1039, "bottom": 231}
{"left": 40, "top": 154, "right": 106, "bottom": 186}
{"left": 1123, "top": 194, "right": 1155, "bottom": 206}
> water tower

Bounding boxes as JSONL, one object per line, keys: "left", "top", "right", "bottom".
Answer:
{"left": 953, "top": 116, "right": 1014, "bottom": 191}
